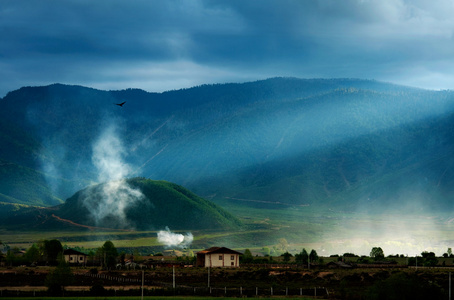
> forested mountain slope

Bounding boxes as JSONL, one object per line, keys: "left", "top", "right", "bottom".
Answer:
{"left": 1, "top": 78, "right": 453, "bottom": 213}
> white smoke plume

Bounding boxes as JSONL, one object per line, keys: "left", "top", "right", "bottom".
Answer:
{"left": 92, "top": 124, "right": 131, "bottom": 182}
{"left": 85, "top": 122, "right": 145, "bottom": 227}
{"left": 157, "top": 227, "right": 194, "bottom": 248}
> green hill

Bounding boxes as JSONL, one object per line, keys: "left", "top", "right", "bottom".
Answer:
{"left": 56, "top": 178, "right": 242, "bottom": 230}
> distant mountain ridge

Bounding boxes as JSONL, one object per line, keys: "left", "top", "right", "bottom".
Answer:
{"left": 1, "top": 77, "right": 454, "bottom": 214}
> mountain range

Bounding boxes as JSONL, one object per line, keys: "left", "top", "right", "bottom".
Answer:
{"left": 1, "top": 77, "right": 454, "bottom": 228}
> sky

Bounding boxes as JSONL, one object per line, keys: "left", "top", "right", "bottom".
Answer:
{"left": 1, "top": 0, "right": 454, "bottom": 97}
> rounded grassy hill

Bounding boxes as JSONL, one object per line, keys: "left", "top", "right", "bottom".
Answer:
{"left": 56, "top": 177, "right": 242, "bottom": 231}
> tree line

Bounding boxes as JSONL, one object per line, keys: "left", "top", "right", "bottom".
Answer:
{"left": 2, "top": 238, "right": 454, "bottom": 268}
{"left": 0, "top": 239, "right": 119, "bottom": 268}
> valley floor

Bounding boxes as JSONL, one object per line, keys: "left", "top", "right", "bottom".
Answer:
{"left": 2, "top": 202, "right": 454, "bottom": 258}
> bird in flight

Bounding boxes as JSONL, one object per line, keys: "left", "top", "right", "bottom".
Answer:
{"left": 115, "top": 101, "right": 126, "bottom": 107}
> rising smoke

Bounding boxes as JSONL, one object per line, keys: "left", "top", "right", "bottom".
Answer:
{"left": 83, "top": 121, "right": 145, "bottom": 227}
{"left": 92, "top": 123, "right": 131, "bottom": 182}
{"left": 157, "top": 227, "right": 194, "bottom": 248}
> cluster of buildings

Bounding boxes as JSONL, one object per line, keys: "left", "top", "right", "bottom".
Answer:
{"left": 63, "top": 247, "right": 243, "bottom": 268}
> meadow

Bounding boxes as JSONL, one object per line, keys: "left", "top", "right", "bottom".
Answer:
{"left": 2, "top": 200, "right": 454, "bottom": 260}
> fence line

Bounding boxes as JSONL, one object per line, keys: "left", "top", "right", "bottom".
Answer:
{"left": 0, "top": 286, "right": 329, "bottom": 297}
{"left": 82, "top": 272, "right": 144, "bottom": 284}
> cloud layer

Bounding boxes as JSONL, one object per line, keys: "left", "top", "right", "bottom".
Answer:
{"left": 1, "top": 0, "right": 454, "bottom": 96}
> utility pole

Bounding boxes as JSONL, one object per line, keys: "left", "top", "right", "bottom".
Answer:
{"left": 208, "top": 267, "right": 210, "bottom": 287}
{"left": 173, "top": 265, "right": 175, "bottom": 289}
{"left": 449, "top": 272, "right": 451, "bottom": 300}
{"left": 141, "top": 270, "right": 144, "bottom": 300}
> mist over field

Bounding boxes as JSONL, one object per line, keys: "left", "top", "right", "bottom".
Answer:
{"left": 2, "top": 1, "right": 454, "bottom": 257}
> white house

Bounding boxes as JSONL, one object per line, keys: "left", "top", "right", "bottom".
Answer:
{"left": 196, "top": 247, "right": 242, "bottom": 268}
{"left": 63, "top": 249, "right": 87, "bottom": 265}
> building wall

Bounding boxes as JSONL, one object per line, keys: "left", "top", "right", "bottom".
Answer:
{"left": 64, "top": 254, "right": 86, "bottom": 264}
{"left": 204, "top": 253, "right": 239, "bottom": 267}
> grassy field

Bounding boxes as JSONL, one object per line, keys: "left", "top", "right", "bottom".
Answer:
{"left": 2, "top": 200, "right": 454, "bottom": 258}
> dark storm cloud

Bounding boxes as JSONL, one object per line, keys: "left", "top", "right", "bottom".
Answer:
{"left": 1, "top": 0, "right": 454, "bottom": 96}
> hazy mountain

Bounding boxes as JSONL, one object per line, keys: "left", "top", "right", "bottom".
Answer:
{"left": 1, "top": 78, "right": 454, "bottom": 214}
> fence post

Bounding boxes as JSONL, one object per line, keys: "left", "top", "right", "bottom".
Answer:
{"left": 141, "top": 270, "right": 144, "bottom": 300}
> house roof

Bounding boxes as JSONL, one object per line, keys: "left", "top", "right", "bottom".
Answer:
{"left": 63, "top": 249, "right": 87, "bottom": 256}
{"left": 327, "top": 261, "right": 352, "bottom": 268}
{"left": 197, "top": 247, "right": 242, "bottom": 255}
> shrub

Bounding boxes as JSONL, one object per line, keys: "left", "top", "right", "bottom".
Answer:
{"left": 45, "top": 259, "right": 74, "bottom": 295}
{"left": 366, "top": 272, "right": 443, "bottom": 300}
{"left": 90, "top": 284, "right": 106, "bottom": 296}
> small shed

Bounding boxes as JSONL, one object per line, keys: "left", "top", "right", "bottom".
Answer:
{"left": 196, "top": 247, "right": 242, "bottom": 268}
{"left": 63, "top": 249, "right": 87, "bottom": 265}
{"left": 326, "top": 261, "right": 353, "bottom": 269}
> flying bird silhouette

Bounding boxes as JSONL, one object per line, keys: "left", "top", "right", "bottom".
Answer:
{"left": 115, "top": 101, "right": 126, "bottom": 107}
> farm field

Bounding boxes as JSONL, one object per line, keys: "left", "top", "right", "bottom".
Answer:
{"left": 2, "top": 202, "right": 454, "bottom": 257}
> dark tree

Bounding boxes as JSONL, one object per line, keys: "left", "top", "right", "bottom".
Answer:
{"left": 295, "top": 248, "right": 308, "bottom": 265}
{"left": 101, "top": 240, "right": 118, "bottom": 269}
{"left": 421, "top": 251, "right": 438, "bottom": 267}
{"left": 309, "top": 249, "right": 319, "bottom": 263}
{"left": 370, "top": 247, "right": 384, "bottom": 260}
{"left": 25, "top": 244, "right": 40, "bottom": 264}
{"left": 45, "top": 258, "right": 74, "bottom": 296}
{"left": 120, "top": 252, "right": 126, "bottom": 267}
{"left": 44, "top": 239, "right": 63, "bottom": 265}
{"left": 6, "top": 249, "right": 15, "bottom": 266}
{"left": 242, "top": 248, "right": 253, "bottom": 263}
{"left": 281, "top": 251, "right": 292, "bottom": 262}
